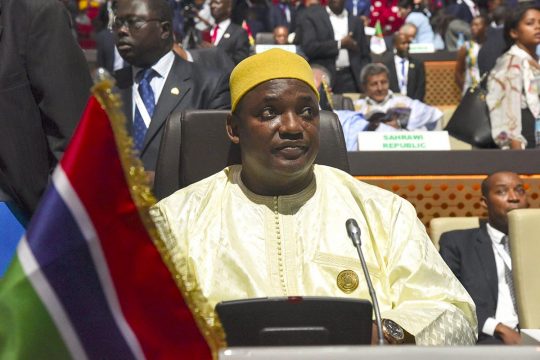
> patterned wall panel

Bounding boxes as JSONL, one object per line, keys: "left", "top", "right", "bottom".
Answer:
{"left": 424, "top": 61, "right": 462, "bottom": 107}
{"left": 356, "top": 175, "right": 540, "bottom": 229}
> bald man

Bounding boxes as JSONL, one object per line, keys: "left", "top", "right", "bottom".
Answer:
{"left": 206, "top": 0, "right": 250, "bottom": 64}
{"left": 381, "top": 32, "right": 426, "bottom": 101}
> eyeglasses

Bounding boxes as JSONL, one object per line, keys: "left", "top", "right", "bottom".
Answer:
{"left": 112, "top": 16, "right": 162, "bottom": 31}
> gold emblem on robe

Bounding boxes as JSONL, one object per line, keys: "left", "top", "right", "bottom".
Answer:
{"left": 337, "top": 269, "right": 359, "bottom": 294}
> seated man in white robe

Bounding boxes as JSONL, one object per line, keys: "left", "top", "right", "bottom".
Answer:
{"left": 336, "top": 63, "right": 442, "bottom": 150}
{"left": 152, "top": 48, "right": 477, "bottom": 353}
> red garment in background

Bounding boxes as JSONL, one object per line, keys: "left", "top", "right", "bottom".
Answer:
{"left": 369, "top": 0, "right": 404, "bottom": 35}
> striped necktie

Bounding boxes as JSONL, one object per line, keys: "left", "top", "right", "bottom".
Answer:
{"left": 133, "top": 68, "right": 156, "bottom": 152}
{"left": 501, "top": 235, "right": 517, "bottom": 312}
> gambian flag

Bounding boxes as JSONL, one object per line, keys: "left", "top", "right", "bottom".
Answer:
{"left": 0, "top": 74, "right": 213, "bottom": 359}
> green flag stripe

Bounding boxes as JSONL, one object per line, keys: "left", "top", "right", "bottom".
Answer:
{"left": 0, "top": 256, "right": 72, "bottom": 360}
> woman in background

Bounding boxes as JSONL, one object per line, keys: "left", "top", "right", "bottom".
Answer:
{"left": 486, "top": 4, "right": 540, "bottom": 149}
{"left": 455, "top": 15, "right": 487, "bottom": 94}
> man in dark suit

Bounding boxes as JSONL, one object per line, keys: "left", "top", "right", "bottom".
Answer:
{"left": 477, "top": 5, "right": 507, "bottom": 75}
{"left": 269, "top": 0, "right": 297, "bottom": 32}
{"left": 440, "top": 171, "right": 529, "bottom": 345}
{"left": 189, "top": 47, "right": 235, "bottom": 75}
{"left": 381, "top": 32, "right": 426, "bottom": 101}
{"left": 205, "top": 0, "right": 250, "bottom": 64}
{"left": 113, "top": 0, "right": 230, "bottom": 173}
{"left": 0, "top": 0, "right": 92, "bottom": 219}
{"left": 94, "top": 4, "right": 128, "bottom": 73}
{"left": 296, "top": 0, "right": 370, "bottom": 94}
{"left": 95, "top": 28, "right": 117, "bottom": 73}
{"left": 450, "top": 0, "right": 480, "bottom": 24}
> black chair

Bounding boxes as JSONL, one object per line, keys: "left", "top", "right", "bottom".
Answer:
{"left": 153, "top": 110, "right": 350, "bottom": 200}
{"left": 331, "top": 94, "right": 355, "bottom": 111}
{"left": 255, "top": 32, "right": 275, "bottom": 45}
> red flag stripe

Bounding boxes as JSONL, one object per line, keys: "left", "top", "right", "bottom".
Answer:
{"left": 61, "top": 96, "right": 211, "bottom": 359}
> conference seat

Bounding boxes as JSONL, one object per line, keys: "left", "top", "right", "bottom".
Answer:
{"left": 428, "top": 216, "right": 480, "bottom": 250}
{"left": 342, "top": 92, "right": 361, "bottom": 103}
{"left": 153, "top": 109, "right": 350, "bottom": 200}
{"left": 508, "top": 209, "right": 540, "bottom": 329}
{"left": 331, "top": 94, "right": 355, "bottom": 111}
{"left": 255, "top": 32, "right": 275, "bottom": 45}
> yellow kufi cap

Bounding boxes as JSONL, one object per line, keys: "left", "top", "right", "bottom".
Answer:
{"left": 229, "top": 49, "right": 319, "bottom": 112}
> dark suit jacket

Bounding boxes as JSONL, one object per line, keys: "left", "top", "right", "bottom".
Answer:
{"left": 439, "top": 223, "right": 502, "bottom": 343}
{"left": 381, "top": 51, "right": 426, "bottom": 101}
{"left": 95, "top": 28, "right": 116, "bottom": 74}
{"left": 189, "top": 47, "right": 235, "bottom": 76}
{"left": 450, "top": 2, "right": 475, "bottom": 24}
{"left": 216, "top": 22, "right": 250, "bottom": 65}
{"left": 0, "top": 0, "right": 92, "bottom": 218}
{"left": 115, "top": 53, "right": 230, "bottom": 171}
{"left": 297, "top": 5, "right": 371, "bottom": 93}
{"left": 478, "top": 26, "right": 506, "bottom": 76}
{"left": 345, "top": 0, "right": 370, "bottom": 17}
{"left": 269, "top": 3, "right": 297, "bottom": 32}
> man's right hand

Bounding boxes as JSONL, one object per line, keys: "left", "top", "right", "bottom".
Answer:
{"left": 340, "top": 34, "right": 358, "bottom": 51}
{"left": 495, "top": 323, "right": 522, "bottom": 345}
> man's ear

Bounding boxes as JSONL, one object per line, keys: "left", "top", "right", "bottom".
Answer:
{"left": 480, "top": 196, "right": 488, "bottom": 210}
{"left": 161, "top": 21, "right": 172, "bottom": 40}
{"left": 226, "top": 113, "right": 240, "bottom": 144}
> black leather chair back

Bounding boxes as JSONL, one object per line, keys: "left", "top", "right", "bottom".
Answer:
{"left": 331, "top": 94, "right": 355, "bottom": 111}
{"left": 255, "top": 32, "right": 275, "bottom": 45}
{"left": 154, "top": 110, "right": 350, "bottom": 200}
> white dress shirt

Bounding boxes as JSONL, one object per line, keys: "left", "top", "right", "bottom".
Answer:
{"left": 195, "top": 2, "right": 214, "bottom": 31}
{"left": 460, "top": 0, "right": 479, "bottom": 17}
{"left": 113, "top": 46, "right": 126, "bottom": 71}
{"left": 482, "top": 223, "right": 519, "bottom": 336}
{"left": 213, "top": 18, "right": 231, "bottom": 45}
{"left": 327, "top": 7, "right": 350, "bottom": 69}
{"left": 394, "top": 53, "right": 409, "bottom": 96}
{"left": 131, "top": 50, "right": 175, "bottom": 126}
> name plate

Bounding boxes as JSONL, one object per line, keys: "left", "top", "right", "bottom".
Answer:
{"left": 255, "top": 45, "right": 298, "bottom": 54}
{"left": 357, "top": 131, "right": 451, "bottom": 151}
{"left": 409, "top": 43, "right": 435, "bottom": 53}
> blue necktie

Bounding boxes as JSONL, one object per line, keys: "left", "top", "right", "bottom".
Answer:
{"left": 400, "top": 58, "right": 406, "bottom": 95}
{"left": 133, "top": 68, "right": 156, "bottom": 152}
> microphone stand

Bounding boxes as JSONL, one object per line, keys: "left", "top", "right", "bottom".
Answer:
{"left": 346, "top": 219, "right": 384, "bottom": 346}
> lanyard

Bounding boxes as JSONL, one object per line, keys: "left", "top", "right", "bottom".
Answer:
{"left": 134, "top": 89, "right": 152, "bottom": 128}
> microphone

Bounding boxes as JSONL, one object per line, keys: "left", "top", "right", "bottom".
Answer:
{"left": 346, "top": 218, "right": 384, "bottom": 345}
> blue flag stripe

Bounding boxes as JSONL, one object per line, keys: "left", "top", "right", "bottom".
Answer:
{"left": 0, "top": 202, "right": 25, "bottom": 276}
{"left": 25, "top": 185, "right": 137, "bottom": 359}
